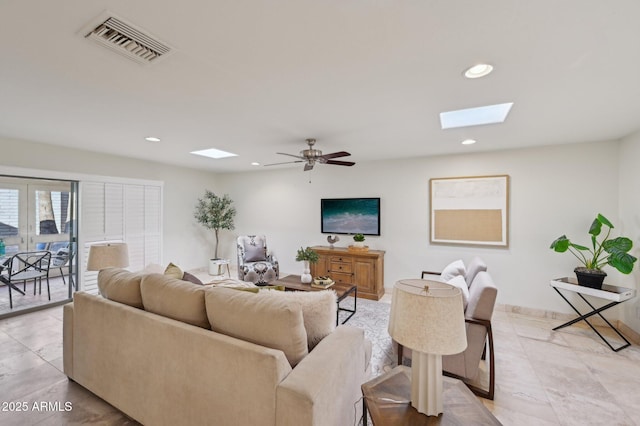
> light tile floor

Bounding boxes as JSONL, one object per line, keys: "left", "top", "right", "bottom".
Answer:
{"left": 1, "top": 302, "right": 639, "bottom": 425}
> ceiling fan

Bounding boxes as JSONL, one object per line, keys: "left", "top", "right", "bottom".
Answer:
{"left": 265, "top": 138, "right": 355, "bottom": 171}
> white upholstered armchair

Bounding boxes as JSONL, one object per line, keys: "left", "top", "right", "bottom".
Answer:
{"left": 395, "top": 257, "right": 497, "bottom": 400}
{"left": 236, "top": 235, "right": 279, "bottom": 284}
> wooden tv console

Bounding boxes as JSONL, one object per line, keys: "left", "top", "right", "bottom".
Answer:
{"left": 309, "top": 246, "right": 385, "bottom": 301}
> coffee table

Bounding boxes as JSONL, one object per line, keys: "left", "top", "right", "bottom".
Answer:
{"left": 361, "top": 366, "right": 501, "bottom": 425}
{"left": 272, "top": 275, "right": 357, "bottom": 325}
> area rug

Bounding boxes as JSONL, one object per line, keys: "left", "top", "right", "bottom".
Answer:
{"left": 338, "top": 297, "right": 396, "bottom": 376}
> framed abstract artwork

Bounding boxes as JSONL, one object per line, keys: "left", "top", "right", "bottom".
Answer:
{"left": 430, "top": 175, "right": 509, "bottom": 247}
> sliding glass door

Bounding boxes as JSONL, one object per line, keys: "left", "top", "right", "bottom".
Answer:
{"left": 0, "top": 176, "right": 78, "bottom": 317}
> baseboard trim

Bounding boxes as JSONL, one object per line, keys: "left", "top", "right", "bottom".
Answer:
{"left": 497, "top": 303, "right": 640, "bottom": 345}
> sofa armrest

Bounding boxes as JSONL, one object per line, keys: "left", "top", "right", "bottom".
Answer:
{"left": 276, "top": 326, "right": 368, "bottom": 426}
{"left": 63, "top": 302, "right": 74, "bottom": 378}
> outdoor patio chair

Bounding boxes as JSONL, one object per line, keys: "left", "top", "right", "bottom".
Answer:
{"left": 1, "top": 251, "right": 51, "bottom": 308}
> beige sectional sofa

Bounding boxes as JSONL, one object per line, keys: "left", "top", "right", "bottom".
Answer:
{"left": 63, "top": 268, "right": 371, "bottom": 426}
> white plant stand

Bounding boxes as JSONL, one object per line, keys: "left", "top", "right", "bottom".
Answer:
{"left": 209, "top": 259, "right": 231, "bottom": 277}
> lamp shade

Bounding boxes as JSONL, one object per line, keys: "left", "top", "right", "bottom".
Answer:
{"left": 388, "top": 279, "right": 467, "bottom": 355}
{"left": 87, "top": 243, "right": 129, "bottom": 271}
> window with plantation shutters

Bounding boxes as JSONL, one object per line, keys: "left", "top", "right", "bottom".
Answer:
{"left": 80, "top": 180, "right": 162, "bottom": 294}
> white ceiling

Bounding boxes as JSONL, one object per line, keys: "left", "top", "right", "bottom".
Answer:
{"left": 1, "top": 1, "right": 639, "bottom": 173}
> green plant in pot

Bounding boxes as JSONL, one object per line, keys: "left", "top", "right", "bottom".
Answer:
{"left": 353, "top": 233, "right": 366, "bottom": 248}
{"left": 194, "top": 191, "right": 236, "bottom": 274}
{"left": 296, "top": 246, "right": 318, "bottom": 283}
{"left": 550, "top": 214, "right": 637, "bottom": 289}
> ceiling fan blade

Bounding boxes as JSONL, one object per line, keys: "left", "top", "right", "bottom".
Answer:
{"left": 263, "top": 160, "right": 304, "bottom": 166}
{"left": 325, "top": 160, "right": 355, "bottom": 166}
{"left": 304, "top": 162, "right": 314, "bottom": 171}
{"left": 320, "top": 151, "right": 351, "bottom": 160}
{"left": 277, "top": 152, "right": 305, "bottom": 160}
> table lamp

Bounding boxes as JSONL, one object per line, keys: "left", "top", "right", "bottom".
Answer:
{"left": 388, "top": 279, "right": 467, "bottom": 416}
{"left": 87, "top": 243, "right": 129, "bottom": 271}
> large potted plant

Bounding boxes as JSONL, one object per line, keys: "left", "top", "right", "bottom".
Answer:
{"left": 194, "top": 191, "right": 236, "bottom": 274}
{"left": 296, "top": 246, "right": 319, "bottom": 284}
{"left": 550, "top": 213, "right": 637, "bottom": 288}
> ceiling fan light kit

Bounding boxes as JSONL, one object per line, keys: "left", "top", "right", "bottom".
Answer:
{"left": 264, "top": 138, "right": 356, "bottom": 171}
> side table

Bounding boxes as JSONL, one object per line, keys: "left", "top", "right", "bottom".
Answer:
{"left": 209, "top": 259, "right": 231, "bottom": 277}
{"left": 549, "top": 277, "right": 636, "bottom": 351}
{"left": 361, "top": 366, "right": 501, "bottom": 425}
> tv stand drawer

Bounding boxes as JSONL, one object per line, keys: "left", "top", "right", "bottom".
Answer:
{"left": 330, "top": 260, "right": 352, "bottom": 273}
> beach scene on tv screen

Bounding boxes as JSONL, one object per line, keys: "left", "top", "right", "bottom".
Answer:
{"left": 322, "top": 198, "right": 379, "bottom": 235}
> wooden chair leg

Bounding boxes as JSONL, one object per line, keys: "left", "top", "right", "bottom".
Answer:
{"left": 397, "top": 343, "right": 404, "bottom": 366}
{"left": 444, "top": 322, "right": 495, "bottom": 400}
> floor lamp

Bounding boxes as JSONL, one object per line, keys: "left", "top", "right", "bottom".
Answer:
{"left": 87, "top": 243, "right": 129, "bottom": 272}
{"left": 388, "top": 279, "right": 467, "bottom": 416}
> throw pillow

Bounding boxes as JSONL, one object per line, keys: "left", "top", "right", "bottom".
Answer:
{"left": 464, "top": 257, "right": 488, "bottom": 288}
{"left": 440, "top": 259, "right": 466, "bottom": 281}
{"left": 164, "top": 262, "right": 184, "bottom": 280}
{"left": 244, "top": 244, "right": 267, "bottom": 262}
{"left": 447, "top": 275, "right": 469, "bottom": 310}
{"left": 182, "top": 271, "right": 204, "bottom": 285}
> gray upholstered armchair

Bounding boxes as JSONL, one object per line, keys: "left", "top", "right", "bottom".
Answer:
{"left": 236, "top": 235, "right": 279, "bottom": 284}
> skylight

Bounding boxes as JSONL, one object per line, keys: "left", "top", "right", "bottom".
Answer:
{"left": 190, "top": 148, "right": 238, "bottom": 159}
{"left": 440, "top": 102, "right": 513, "bottom": 129}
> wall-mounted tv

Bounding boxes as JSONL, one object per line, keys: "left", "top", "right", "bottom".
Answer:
{"left": 321, "top": 198, "right": 381, "bottom": 236}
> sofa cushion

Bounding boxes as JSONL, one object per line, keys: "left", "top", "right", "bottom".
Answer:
{"left": 466, "top": 271, "right": 497, "bottom": 321}
{"left": 97, "top": 268, "right": 144, "bottom": 309}
{"left": 140, "top": 274, "right": 210, "bottom": 329}
{"left": 205, "top": 287, "right": 308, "bottom": 367}
{"left": 260, "top": 290, "right": 336, "bottom": 350}
{"left": 440, "top": 259, "right": 466, "bottom": 281}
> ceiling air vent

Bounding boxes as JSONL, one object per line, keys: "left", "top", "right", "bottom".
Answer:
{"left": 81, "top": 12, "right": 173, "bottom": 65}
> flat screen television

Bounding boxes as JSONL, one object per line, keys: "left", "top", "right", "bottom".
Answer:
{"left": 321, "top": 198, "right": 380, "bottom": 236}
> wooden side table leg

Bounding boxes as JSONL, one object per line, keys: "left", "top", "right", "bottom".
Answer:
{"left": 363, "top": 398, "right": 368, "bottom": 426}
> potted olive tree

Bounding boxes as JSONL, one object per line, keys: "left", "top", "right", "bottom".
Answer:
{"left": 296, "top": 246, "right": 319, "bottom": 283}
{"left": 194, "top": 191, "right": 236, "bottom": 275}
{"left": 550, "top": 214, "right": 637, "bottom": 288}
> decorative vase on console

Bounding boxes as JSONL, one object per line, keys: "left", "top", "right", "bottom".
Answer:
{"left": 301, "top": 260, "right": 312, "bottom": 283}
{"left": 296, "top": 246, "right": 319, "bottom": 284}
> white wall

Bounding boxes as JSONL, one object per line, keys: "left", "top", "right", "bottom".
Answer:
{"left": 3, "top": 135, "right": 634, "bottom": 329}
{"left": 219, "top": 140, "right": 622, "bottom": 317}
{"left": 619, "top": 132, "right": 640, "bottom": 331}
{"left": 0, "top": 136, "right": 219, "bottom": 271}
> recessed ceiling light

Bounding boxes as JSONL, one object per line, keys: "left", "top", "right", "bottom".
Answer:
{"left": 190, "top": 148, "right": 238, "bottom": 159}
{"left": 461, "top": 139, "right": 477, "bottom": 145}
{"left": 251, "top": 162, "right": 260, "bottom": 166}
{"left": 145, "top": 136, "right": 161, "bottom": 142}
{"left": 464, "top": 63, "right": 494, "bottom": 79}
{"left": 440, "top": 102, "right": 513, "bottom": 129}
